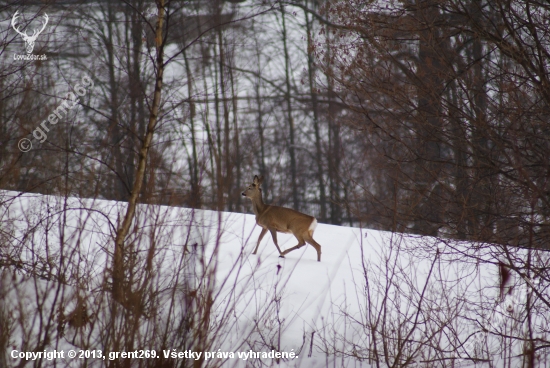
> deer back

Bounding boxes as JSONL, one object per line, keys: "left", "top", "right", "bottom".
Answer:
{"left": 256, "top": 205, "right": 315, "bottom": 235}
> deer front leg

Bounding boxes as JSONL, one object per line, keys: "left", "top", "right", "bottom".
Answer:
{"left": 269, "top": 229, "right": 284, "bottom": 256}
{"left": 253, "top": 227, "right": 268, "bottom": 254}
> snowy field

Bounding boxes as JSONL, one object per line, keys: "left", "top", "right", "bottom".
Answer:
{"left": 1, "top": 191, "right": 548, "bottom": 367}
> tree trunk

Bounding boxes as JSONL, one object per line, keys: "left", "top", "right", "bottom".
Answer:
{"left": 280, "top": 4, "right": 299, "bottom": 210}
{"left": 112, "top": 0, "right": 166, "bottom": 308}
{"left": 305, "top": 1, "right": 327, "bottom": 222}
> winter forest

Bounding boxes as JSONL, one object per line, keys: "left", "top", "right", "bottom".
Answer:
{"left": 1, "top": 0, "right": 549, "bottom": 367}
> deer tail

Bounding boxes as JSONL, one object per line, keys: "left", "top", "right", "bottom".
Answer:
{"left": 308, "top": 218, "right": 317, "bottom": 237}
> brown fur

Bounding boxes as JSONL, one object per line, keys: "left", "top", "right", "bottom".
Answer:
{"left": 242, "top": 175, "right": 322, "bottom": 262}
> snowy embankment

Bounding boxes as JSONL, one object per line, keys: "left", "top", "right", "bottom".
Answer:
{"left": 0, "top": 191, "right": 544, "bottom": 367}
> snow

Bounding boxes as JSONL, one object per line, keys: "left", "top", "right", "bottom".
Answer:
{"left": 0, "top": 190, "right": 546, "bottom": 367}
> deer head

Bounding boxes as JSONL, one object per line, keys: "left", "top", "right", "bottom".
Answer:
{"left": 241, "top": 175, "right": 263, "bottom": 200}
{"left": 12, "top": 11, "right": 49, "bottom": 54}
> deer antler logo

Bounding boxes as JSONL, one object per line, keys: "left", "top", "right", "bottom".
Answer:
{"left": 11, "top": 11, "right": 49, "bottom": 54}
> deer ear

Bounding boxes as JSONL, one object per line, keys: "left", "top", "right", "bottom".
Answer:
{"left": 253, "top": 175, "right": 260, "bottom": 184}
{"left": 257, "top": 175, "right": 264, "bottom": 185}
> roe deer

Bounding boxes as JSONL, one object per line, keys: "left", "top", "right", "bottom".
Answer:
{"left": 241, "top": 175, "right": 322, "bottom": 261}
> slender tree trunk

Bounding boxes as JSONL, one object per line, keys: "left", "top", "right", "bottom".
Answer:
{"left": 449, "top": 82, "right": 471, "bottom": 239}
{"left": 280, "top": 4, "right": 299, "bottom": 209}
{"left": 305, "top": 1, "right": 327, "bottom": 222}
{"left": 470, "top": 0, "right": 493, "bottom": 240}
{"left": 183, "top": 45, "right": 201, "bottom": 208}
{"left": 125, "top": 0, "right": 145, "bottom": 201}
{"left": 212, "top": 25, "right": 224, "bottom": 211}
{"left": 112, "top": 0, "right": 166, "bottom": 307}
{"left": 229, "top": 51, "right": 241, "bottom": 210}
{"left": 218, "top": 26, "right": 233, "bottom": 211}
{"left": 106, "top": 4, "right": 126, "bottom": 200}
{"left": 325, "top": 28, "right": 342, "bottom": 225}
{"left": 411, "top": 0, "right": 445, "bottom": 236}
{"left": 253, "top": 19, "right": 268, "bottom": 199}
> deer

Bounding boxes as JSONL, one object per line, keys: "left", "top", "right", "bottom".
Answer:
{"left": 11, "top": 11, "right": 49, "bottom": 54}
{"left": 242, "top": 175, "right": 322, "bottom": 262}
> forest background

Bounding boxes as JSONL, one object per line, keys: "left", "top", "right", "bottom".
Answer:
{"left": 1, "top": 0, "right": 550, "bottom": 366}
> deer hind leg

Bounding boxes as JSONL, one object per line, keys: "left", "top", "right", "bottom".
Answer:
{"left": 253, "top": 227, "right": 268, "bottom": 254}
{"left": 305, "top": 235, "right": 322, "bottom": 262}
{"left": 269, "top": 229, "right": 284, "bottom": 256}
{"left": 281, "top": 235, "right": 306, "bottom": 256}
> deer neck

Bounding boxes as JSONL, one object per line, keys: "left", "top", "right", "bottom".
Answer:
{"left": 251, "top": 194, "right": 268, "bottom": 217}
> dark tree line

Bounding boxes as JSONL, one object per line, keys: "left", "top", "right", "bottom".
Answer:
{"left": 308, "top": 0, "right": 550, "bottom": 248}
{"left": 1, "top": 0, "right": 549, "bottom": 244}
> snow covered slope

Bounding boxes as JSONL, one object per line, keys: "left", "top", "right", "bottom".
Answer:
{"left": 1, "top": 191, "right": 546, "bottom": 367}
